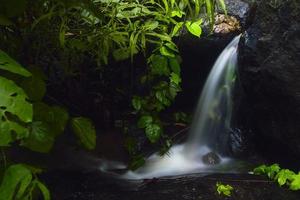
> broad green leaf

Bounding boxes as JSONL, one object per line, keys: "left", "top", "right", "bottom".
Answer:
{"left": 290, "top": 173, "right": 300, "bottom": 191}
{"left": 132, "top": 96, "right": 142, "bottom": 111}
{"left": 21, "top": 67, "right": 46, "bottom": 101}
{"left": 150, "top": 55, "right": 169, "bottom": 76}
{"left": 71, "top": 117, "right": 97, "bottom": 150}
{"left": 0, "top": 164, "right": 32, "bottom": 200}
{"left": 0, "top": 77, "right": 32, "bottom": 146}
{"left": 0, "top": 121, "right": 29, "bottom": 146}
{"left": 137, "top": 115, "right": 153, "bottom": 128}
{"left": 36, "top": 180, "right": 51, "bottom": 200}
{"left": 21, "top": 122, "right": 55, "bottom": 153}
{"left": 144, "top": 20, "right": 159, "bottom": 30}
{"left": 185, "top": 21, "right": 202, "bottom": 37}
{"left": 0, "top": 50, "right": 31, "bottom": 77}
{"left": 33, "top": 103, "right": 69, "bottom": 136}
{"left": 145, "top": 123, "right": 161, "bottom": 143}
{"left": 155, "top": 90, "right": 171, "bottom": 106}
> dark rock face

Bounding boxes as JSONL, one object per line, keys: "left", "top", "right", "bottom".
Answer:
{"left": 238, "top": 0, "right": 300, "bottom": 159}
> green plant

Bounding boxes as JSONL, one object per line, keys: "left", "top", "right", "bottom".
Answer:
{"left": 216, "top": 182, "right": 234, "bottom": 197}
{"left": 0, "top": 50, "right": 97, "bottom": 199}
{"left": 0, "top": 164, "right": 50, "bottom": 200}
{"left": 1, "top": 0, "right": 226, "bottom": 147}
{"left": 253, "top": 164, "right": 300, "bottom": 191}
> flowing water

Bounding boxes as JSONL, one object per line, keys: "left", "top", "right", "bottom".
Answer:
{"left": 102, "top": 35, "right": 241, "bottom": 179}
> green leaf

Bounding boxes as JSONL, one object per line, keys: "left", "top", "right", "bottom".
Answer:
{"left": 253, "top": 164, "right": 267, "bottom": 175}
{"left": 113, "top": 48, "right": 131, "bottom": 61}
{"left": 290, "top": 173, "right": 300, "bottom": 191}
{"left": 36, "top": 180, "right": 51, "bottom": 200}
{"left": 253, "top": 164, "right": 281, "bottom": 179}
{"left": 267, "top": 164, "right": 281, "bottom": 179}
{"left": 160, "top": 46, "right": 175, "bottom": 58}
{"left": 137, "top": 115, "right": 153, "bottom": 128}
{"left": 0, "top": 164, "right": 32, "bottom": 200}
{"left": 0, "top": 77, "right": 32, "bottom": 123}
{"left": 71, "top": 117, "right": 97, "bottom": 150}
{"left": 145, "top": 123, "right": 161, "bottom": 143}
{"left": 185, "top": 20, "right": 202, "bottom": 37}
{"left": 20, "top": 67, "right": 46, "bottom": 101}
{"left": 0, "top": 50, "right": 31, "bottom": 77}
{"left": 171, "top": 22, "right": 184, "bottom": 37}
{"left": 21, "top": 122, "right": 55, "bottom": 153}
{"left": 205, "top": 0, "right": 215, "bottom": 26}
{"left": 165, "top": 42, "right": 178, "bottom": 53}
{"left": 132, "top": 96, "right": 142, "bottom": 111}
{"left": 276, "top": 169, "right": 295, "bottom": 186}
{"left": 144, "top": 20, "right": 159, "bottom": 30}
{"left": 0, "top": 77, "right": 32, "bottom": 146}
{"left": 33, "top": 103, "right": 69, "bottom": 136}
{"left": 170, "top": 72, "right": 181, "bottom": 85}
{"left": 216, "top": 182, "right": 233, "bottom": 197}
{"left": 169, "top": 57, "right": 181, "bottom": 74}
{"left": 171, "top": 10, "right": 185, "bottom": 18}
{"left": 218, "top": 0, "right": 227, "bottom": 15}
{"left": 0, "top": 121, "right": 29, "bottom": 146}
{"left": 150, "top": 55, "right": 169, "bottom": 76}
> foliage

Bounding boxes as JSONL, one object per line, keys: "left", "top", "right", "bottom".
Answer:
{"left": 0, "top": 0, "right": 227, "bottom": 198}
{"left": 71, "top": 117, "right": 97, "bottom": 150}
{"left": 216, "top": 182, "right": 233, "bottom": 197}
{"left": 0, "top": 50, "right": 97, "bottom": 199}
{"left": 0, "top": 164, "right": 50, "bottom": 200}
{"left": 253, "top": 164, "right": 300, "bottom": 191}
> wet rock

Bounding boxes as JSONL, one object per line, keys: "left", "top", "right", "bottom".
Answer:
{"left": 202, "top": 152, "right": 221, "bottom": 165}
{"left": 42, "top": 171, "right": 300, "bottom": 200}
{"left": 238, "top": 0, "right": 300, "bottom": 159}
{"left": 223, "top": 0, "right": 252, "bottom": 26}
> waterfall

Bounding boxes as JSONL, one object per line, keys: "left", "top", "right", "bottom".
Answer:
{"left": 121, "top": 35, "right": 241, "bottom": 179}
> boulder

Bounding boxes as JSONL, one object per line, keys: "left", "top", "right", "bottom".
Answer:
{"left": 202, "top": 152, "right": 221, "bottom": 165}
{"left": 237, "top": 0, "right": 300, "bottom": 159}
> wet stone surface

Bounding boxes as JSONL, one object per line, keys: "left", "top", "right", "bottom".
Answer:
{"left": 202, "top": 152, "right": 221, "bottom": 165}
{"left": 42, "top": 171, "right": 300, "bottom": 200}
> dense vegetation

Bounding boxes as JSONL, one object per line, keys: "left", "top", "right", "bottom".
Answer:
{"left": 0, "top": 0, "right": 228, "bottom": 199}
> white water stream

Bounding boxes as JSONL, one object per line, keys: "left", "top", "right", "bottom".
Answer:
{"left": 101, "top": 35, "right": 241, "bottom": 179}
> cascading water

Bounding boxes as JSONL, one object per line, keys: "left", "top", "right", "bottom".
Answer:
{"left": 116, "top": 35, "right": 241, "bottom": 179}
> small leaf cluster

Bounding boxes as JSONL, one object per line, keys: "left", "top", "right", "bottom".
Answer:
{"left": 216, "top": 182, "right": 234, "bottom": 197}
{"left": 253, "top": 164, "right": 300, "bottom": 191}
